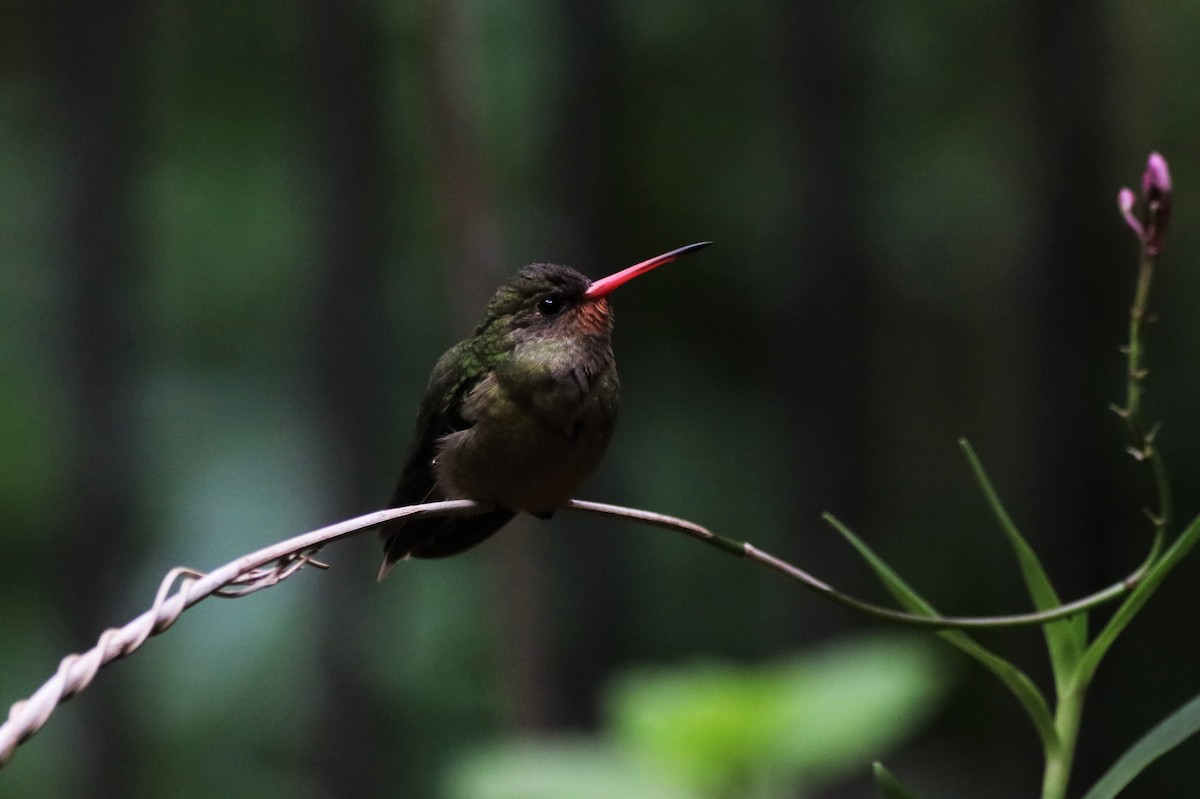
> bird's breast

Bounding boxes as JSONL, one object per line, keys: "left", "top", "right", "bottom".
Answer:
{"left": 432, "top": 336, "right": 619, "bottom": 514}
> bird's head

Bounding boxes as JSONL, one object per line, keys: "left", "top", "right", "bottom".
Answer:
{"left": 476, "top": 242, "right": 712, "bottom": 342}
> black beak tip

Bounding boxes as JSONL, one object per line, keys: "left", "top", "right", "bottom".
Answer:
{"left": 672, "top": 240, "right": 713, "bottom": 258}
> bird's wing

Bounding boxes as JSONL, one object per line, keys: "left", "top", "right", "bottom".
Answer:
{"left": 378, "top": 340, "right": 514, "bottom": 577}
{"left": 390, "top": 342, "right": 476, "bottom": 509}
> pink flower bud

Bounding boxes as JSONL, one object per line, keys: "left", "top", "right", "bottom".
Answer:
{"left": 1143, "top": 152, "right": 1172, "bottom": 196}
{"left": 1118, "top": 188, "right": 1143, "bottom": 240}
{"left": 1119, "top": 152, "right": 1172, "bottom": 255}
{"left": 1141, "top": 152, "right": 1171, "bottom": 255}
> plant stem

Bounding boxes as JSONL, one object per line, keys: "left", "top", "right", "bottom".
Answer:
{"left": 570, "top": 501, "right": 1139, "bottom": 629}
{"left": 1118, "top": 246, "right": 1171, "bottom": 544}
{"left": 1042, "top": 192, "right": 1170, "bottom": 799}
{"left": 1042, "top": 681, "right": 1087, "bottom": 799}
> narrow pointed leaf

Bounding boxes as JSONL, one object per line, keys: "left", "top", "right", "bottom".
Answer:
{"left": 826, "top": 514, "right": 1059, "bottom": 755}
{"left": 1081, "top": 692, "right": 1200, "bottom": 799}
{"left": 960, "top": 439, "right": 1085, "bottom": 686}
{"left": 873, "top": 762, "right": 922, "bottom": 799}
{"left": 1081, "top": 512, "right": 1200, "bottom": 685}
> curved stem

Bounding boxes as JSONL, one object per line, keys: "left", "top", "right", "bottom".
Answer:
{"left": 0, "top": 494, "right": 1163, "bottom": 770}
{"left": 567, "top": 501, "right": 1142, "bottom": 630}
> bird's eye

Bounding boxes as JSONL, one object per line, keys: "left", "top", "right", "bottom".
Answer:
{"left": 537, "top": 296, "right": 564, "bottom": 317}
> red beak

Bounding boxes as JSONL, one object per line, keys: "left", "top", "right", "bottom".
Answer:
{"left": 584, "top": 241, "right": 712, "bottom": 299}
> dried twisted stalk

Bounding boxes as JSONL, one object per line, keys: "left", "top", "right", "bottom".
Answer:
{"left": 0, "top": 500, "right": 477, "bottom": 768}
{"left": 0, "top": 498, "right": 1144, "bottom": 768}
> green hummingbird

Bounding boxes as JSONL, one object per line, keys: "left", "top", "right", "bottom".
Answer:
{"left": 377, "top": 241, "right": 711, "bottom": 580}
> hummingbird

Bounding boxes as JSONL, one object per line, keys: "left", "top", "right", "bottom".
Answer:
{"left": 377, "top": 241, "right": 711, "bottom": 580}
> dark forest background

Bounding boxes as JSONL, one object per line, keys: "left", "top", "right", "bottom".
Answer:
{"left": 2, "top": 2, "right": 1200, "bottom": 797}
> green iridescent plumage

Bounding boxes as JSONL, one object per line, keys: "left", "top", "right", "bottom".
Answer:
{"left": 377, "top": 243, "right": 709, "bottom": 580}
{"left": 378, "top": 263, "right": 618, "bottom": 577}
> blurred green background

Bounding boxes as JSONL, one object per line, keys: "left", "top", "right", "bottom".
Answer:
{"left": 2, "top": 1, "right": 1200, "bottom": 797}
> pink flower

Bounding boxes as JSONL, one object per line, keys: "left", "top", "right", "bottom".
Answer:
{"left": 1118, "top": 187, "right": 1143, "bottom": 241}
{"left": 1119, "top": 152, "right": 1172, "bottom": 255}
{"left": 1143, "top": 152, "right": 1172, "bottom": 197}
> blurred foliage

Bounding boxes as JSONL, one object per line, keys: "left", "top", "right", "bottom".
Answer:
{"left": 2, "top": 1, "right": 1200, "bottom": 797}
{"left": 449, "top": 635, "right": 950, "bottom": 799}
{"left": 450, "top": 741, "right": 699, "bottom": 799}
{"left": 607, "top": 634, "right": 950, "bottom": 796}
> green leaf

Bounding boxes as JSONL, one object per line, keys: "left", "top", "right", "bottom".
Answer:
{"left": 605, "top": 635, "right": 950, "bottom": 795}
{"left": 1080, "top": 511, "right": 1200, "bottom": 685}
{"left": 873, "top": 762, "right": 923, "bottom": 799}
{"left": 826, "top": 514, "right": 1060, "bottom": 756}
{"left": 1081, "top": 692, "right": 1200, "bottom": 799}
{"left": 959, "top": 438, "right": 1086, "bottom": 688}
{"left": 446, "top": 739, "right": 700, "bottom": 799}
